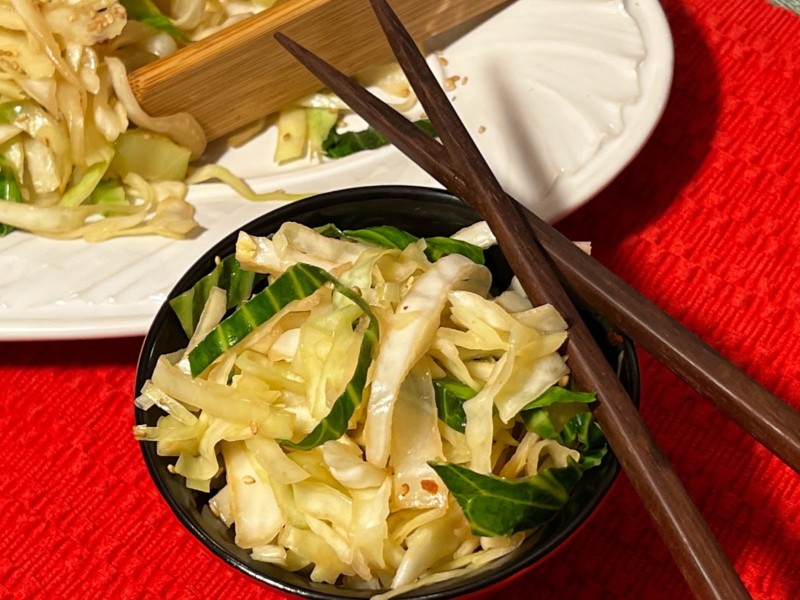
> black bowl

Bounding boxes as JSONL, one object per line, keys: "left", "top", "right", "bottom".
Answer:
{"left": 135, "top": 185, "right": 639, "bottom": 599}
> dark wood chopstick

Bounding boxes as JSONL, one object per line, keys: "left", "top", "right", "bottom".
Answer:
{"left": 276, "top": 2, "right": 754, "bottom": 598}
{"left": 276, "top": 2, "right": 800, "bottom": 477}
{"left": 516, "top": 211, "right": 800, "bottom": 473}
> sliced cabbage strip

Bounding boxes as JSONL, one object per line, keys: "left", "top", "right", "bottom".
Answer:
{"left": 390, "top": 366, "right": 447, "bottom": 509}
{"left": 222, "top": 440, "right": 285, "bottom": 548}
{"left": 236, "top": 222, "right": 367, "bottom": 275}
{"left": 363, "top": 254, "right": 491, "bottom": 467}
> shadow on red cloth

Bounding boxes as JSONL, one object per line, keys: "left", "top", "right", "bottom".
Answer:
{"left": 556, "top": 0, "right": 722, "bottom": 264}
{"left": 0, "top": 336, "right": 143, "bottom": 368}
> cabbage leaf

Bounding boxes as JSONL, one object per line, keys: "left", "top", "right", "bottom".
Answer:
{"left": 0, "top": 155, "right": 23, "bottom": 237}
{"left": 431, "top": 411, "right": 608, "bottom": 536}
{"left": 119, "top": 0, "right": 189, "bottom": 42}
{"left": 170, "top": 254, "right": 265, "bottom": 338}
{"left": 433, "top": 378, "right": 476, "bottom": 433}
{"left": 187, "top": 263, "right": 330, "bottom": 375}
{"left": 522, "top": 385, "right": 596, "bottom": 410}
{"left": 280, "top": 284, "right": 378, "bottom": 451}
{"left": 341, "top": 225, "right": 485, "bottom": 265}
{"left": 184, "top": 260, "right": 380, "bottom": 447}
{"left": 429, "top": 460, "right": 583, "bottom": 537}
{"left": 322, "top": 119, "right": 435, "bottom": 158}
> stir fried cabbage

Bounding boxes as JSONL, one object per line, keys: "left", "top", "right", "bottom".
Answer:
{"left": 0, "top": 1, "right": 417, "bottom": 240}
{"left": 135, "top": 220, "right": 610, "bottom": 597}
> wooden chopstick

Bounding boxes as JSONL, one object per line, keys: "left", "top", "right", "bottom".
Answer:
{"left": 276, "top": 1, "right": 755, "bottom": 598}
{"left": 519, "top": 210, "right": 800, "bottom": 472}
{"left": 276, "top": 3, "right": 800, "bottom": 477}
{"left": 127, "top": 0, "right": 510, "bottom": 141}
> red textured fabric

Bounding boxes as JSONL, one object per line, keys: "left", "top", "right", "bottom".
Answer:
{"left": 2, "top": 0, "right": 800, "bottom": 598}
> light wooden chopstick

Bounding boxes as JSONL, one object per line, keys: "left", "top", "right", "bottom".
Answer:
{"left": 274, "top": 0, "right": 800, "bottom": 596}
{"left": 127, "top": 0, "right": 510, "bottom": 141}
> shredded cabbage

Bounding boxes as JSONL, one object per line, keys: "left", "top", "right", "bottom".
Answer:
{"left": 0, "top": 1, "right": 416, "bottom": 240}
{"left": 135, "top": 220, "right": 609, "bottom": 596}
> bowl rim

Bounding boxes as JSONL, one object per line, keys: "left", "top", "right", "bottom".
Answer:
{"left": 135, "top": 184, "right": 640, "bottom": 599}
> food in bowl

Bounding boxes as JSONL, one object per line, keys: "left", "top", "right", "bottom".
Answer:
{"left": 135, "top": 210, "right": 613, "bottom": 597}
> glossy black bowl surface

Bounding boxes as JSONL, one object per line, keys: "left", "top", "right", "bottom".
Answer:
{"left": 135, "top": 185, "right": 639, "bottom": 599}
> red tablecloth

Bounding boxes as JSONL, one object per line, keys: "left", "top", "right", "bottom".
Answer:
{"left": 2, "top": 1, "right": 799, "bottom": 598}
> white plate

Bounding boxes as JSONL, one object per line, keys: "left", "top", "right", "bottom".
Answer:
{"left": 0, "top": 0, "right": 672, "bottom": 341}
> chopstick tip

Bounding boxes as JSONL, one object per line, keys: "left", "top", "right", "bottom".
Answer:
{"left": 273, "top": 30, "right": 291, "bottom": 48}
{"left": 274, "top": 31, "right": 310, "bottom": 64}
